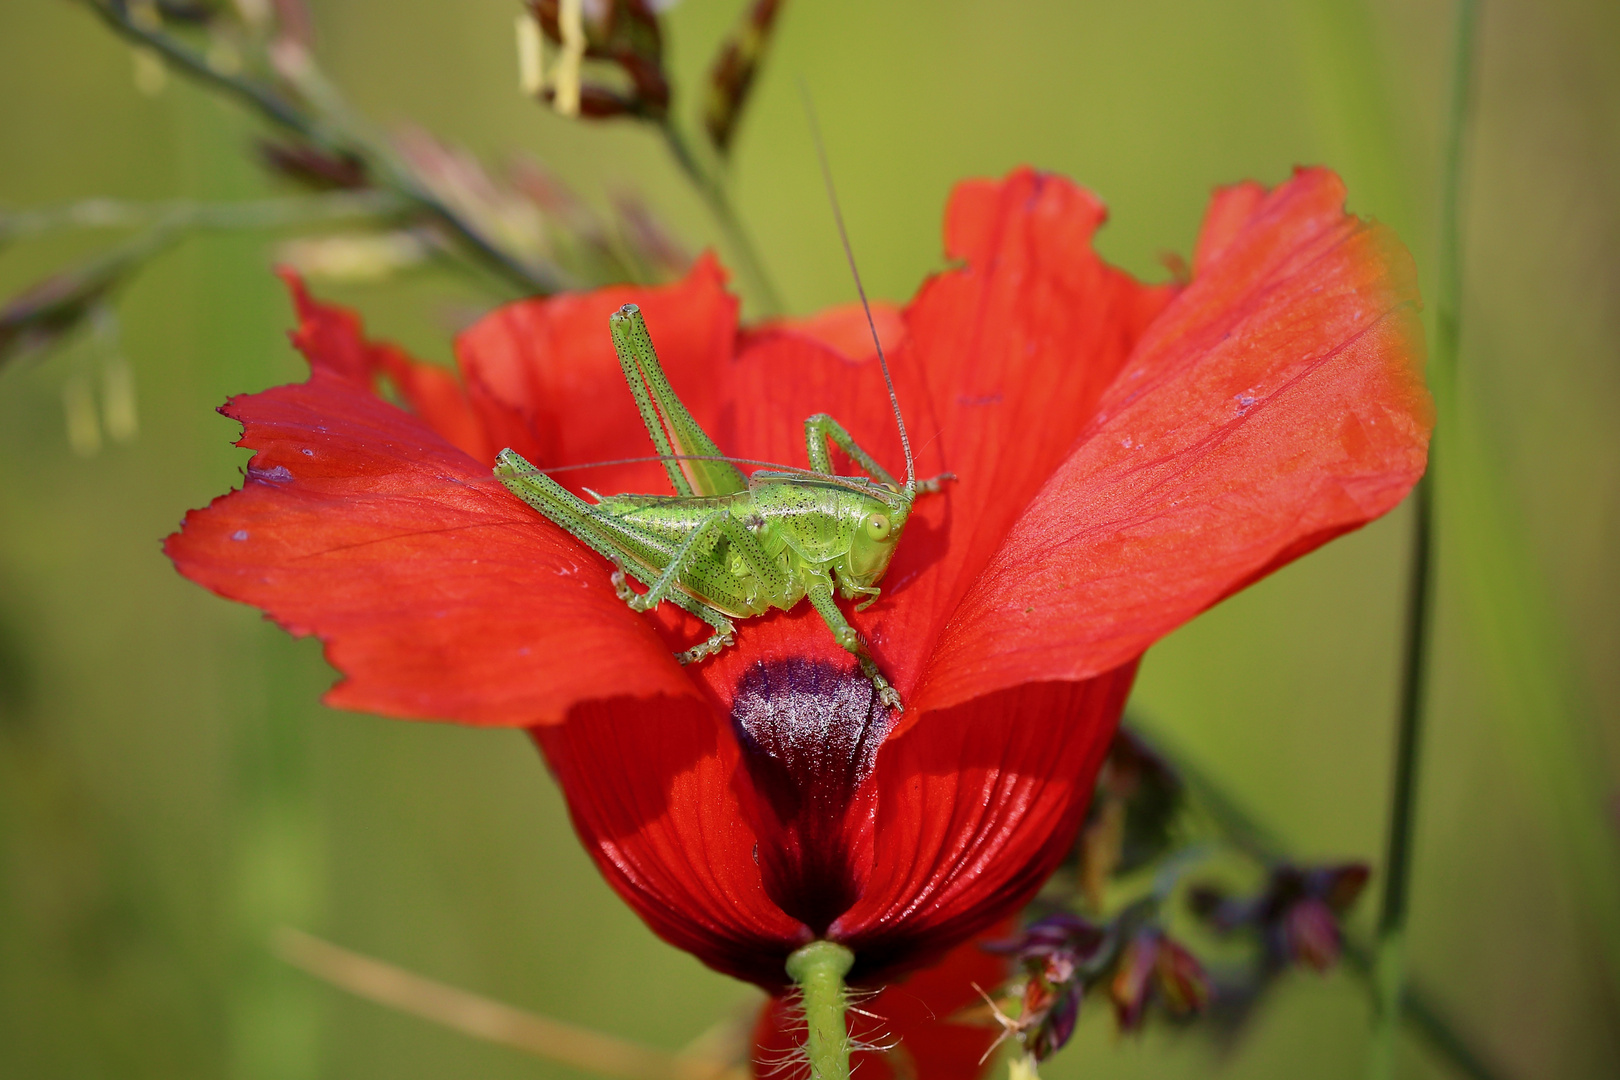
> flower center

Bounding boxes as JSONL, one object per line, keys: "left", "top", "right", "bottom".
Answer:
{"left": 731, "top": 659, "right": 893, "bottom": 934}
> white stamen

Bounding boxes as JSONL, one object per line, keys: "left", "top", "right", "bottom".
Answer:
{"left": 553, "top": 0, "right": 586, "bottom": 118}
{"left": 515, "top": 12, "right": 544, "bottom": 97}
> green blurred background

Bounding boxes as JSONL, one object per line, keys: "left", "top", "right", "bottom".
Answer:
{"left": 2, "top": 0, "right": 1617, "bottom": 1077}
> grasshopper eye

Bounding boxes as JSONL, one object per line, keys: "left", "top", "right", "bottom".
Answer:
{"left": 864, "top": 513, "right": 891, "bottom": 541}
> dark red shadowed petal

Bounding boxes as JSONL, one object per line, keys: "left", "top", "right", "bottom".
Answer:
{"left": 530, "top": 695, "right": 808, "bottom": 986}
{"left": 752, "top": 922, "right": 1012, "bottom": 1080}
{"left": 531, "top": 652, "right": 1132, "bottom": 990}
{"left": 166, "top": 283, "right": 695, "bottom": 726}
{"left": 833, "top": 665, "right": 1136, "bottom": 980}
{"left": 917, "top": 167, "right": 1433, "bottom": 714}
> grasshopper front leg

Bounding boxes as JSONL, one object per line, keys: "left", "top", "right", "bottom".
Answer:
{"left": 806, "top": 578, "right": 902, "bottom": 712}
{"left": 805, "top": 412, "right": 955, "bottom": 494}
{"left": 805, "top": 413, "right": 901, "bottom": 487}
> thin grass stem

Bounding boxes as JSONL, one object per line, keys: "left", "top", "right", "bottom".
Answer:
{"left": 274, "top": 928, "right": 739, "bottom": 1080}
{"left": 0, "top": 191, "right": 407, "bottom": 241}
{"left": 77, "top": 0, "right": 566, "bottom": 296}
{"left": 1365, "top": 1, "right": 1480, "bottom": 1077}
{"left": 658, "top": 122, "right": 782, "bottom": 316}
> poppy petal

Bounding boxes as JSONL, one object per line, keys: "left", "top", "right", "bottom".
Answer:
{"left": 370, "top": 342, "right": 494, "bottom": 464}
{"left": 1192, "top": 180, "right": 1269, "bottom": 276}
{"left": 886, "top": 169, "right": 1177, "bottom": 650}
{"left": 743, "top": 300, "right": 907, "bottom": 363}
{"left": 530, "top": 695, "right": 809, "bottom": 988}
{"left": 833, "top": 665, "right": 1136, "bottom": 980}
{"left": 166, "top": 294, "right": 694, "bottom": 727}
{"left": 279, "top": 268, "right": 494, "bottom": 462}
{"left": 452, "top": 255, "right": 739, "bottom": 492}
{"left": 916, "top": 168, "right": 1431, "bottom": 714}
{"left": 685, "top": 172, "right": 1173, "bottom": 702}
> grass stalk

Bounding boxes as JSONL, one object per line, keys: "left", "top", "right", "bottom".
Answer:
{"left": 658, "top": 122, "right": 783, "bottom": 316}
{"left": 77, "top": 0, "right": 565, "bottom": 296}
{"left": 1364, "top": 2, "right": 1479, "bottom": 1076}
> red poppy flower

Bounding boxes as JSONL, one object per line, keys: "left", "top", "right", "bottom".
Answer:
{"left": 167, "top": 167, "right": 1429, "bottom": 999}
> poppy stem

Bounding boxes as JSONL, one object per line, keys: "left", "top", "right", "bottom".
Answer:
{"left": 1366, "top": 0, "right": 1479, "bottom": 1077}
{"left": 785, "top": 940, "right": 855, "bottom": 1080}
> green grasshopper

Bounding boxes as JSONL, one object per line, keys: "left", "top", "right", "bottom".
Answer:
{"left": 493, "top": 302, "right": 945, "bottom": 711}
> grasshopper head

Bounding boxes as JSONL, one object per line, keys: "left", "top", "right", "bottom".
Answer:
{"left": 838, "top": 485, "right": 913, "bottom": 596}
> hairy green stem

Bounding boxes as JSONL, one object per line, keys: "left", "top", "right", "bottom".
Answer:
{"left": 659, "top": 122, "right": 783, "bottom": 316}
{"left": 1366, "top": 1, "right": 1479, "bottom": 1077}
{"left": 785, "top": 941, "right": 853, "bottom": 1080}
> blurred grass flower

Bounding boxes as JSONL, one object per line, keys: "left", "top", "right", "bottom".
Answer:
{"left": 166, "top": 168, "right": 1429, "bottom": 1061}
{"left": 1191, "top": 861, "right": 1372, "bottom": 972}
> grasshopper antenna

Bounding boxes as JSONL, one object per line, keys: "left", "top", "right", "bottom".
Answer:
{"left": 799, "top": 83, "right": 915, "bottom": 494}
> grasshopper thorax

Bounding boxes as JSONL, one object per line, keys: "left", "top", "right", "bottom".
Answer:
{"left": 751, "top": 472, "right": 912, "bottom": 602}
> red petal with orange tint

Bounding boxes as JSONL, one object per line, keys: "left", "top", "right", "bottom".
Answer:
{"left": 885, "top": 170, "right": 1176, "bottom": 649}
{"left": 668, "top": 171, "right": 1174, "bottom": 704}
{"left": 167, "top": 291, "right": 694, "bottom": 727}
{"left": 916, "top": 168, "right": 1431, "bottom": 714}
